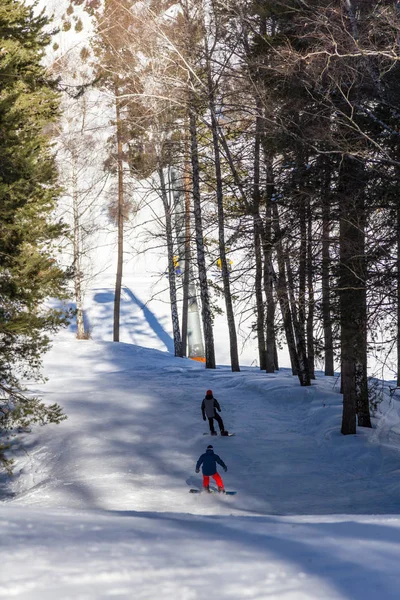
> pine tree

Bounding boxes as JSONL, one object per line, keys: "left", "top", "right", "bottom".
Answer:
{"left": 0, "top": 0, "right": 70, "bottom": 466}
{"left": 242, "top": 0, "right": 400, "bottom": 424}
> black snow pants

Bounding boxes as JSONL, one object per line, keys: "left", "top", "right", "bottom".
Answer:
{"left": 208, "top": 412, "right": 224, "bottom": 434}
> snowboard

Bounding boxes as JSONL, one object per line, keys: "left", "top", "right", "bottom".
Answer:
{"left": 189, "top": 488, "right": 237, "bottom": 496}
{"left": 203, "top": 432, "right": 235, "bottom": 436}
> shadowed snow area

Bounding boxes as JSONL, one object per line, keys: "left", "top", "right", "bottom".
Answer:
{"left": 2, "top": 339, "right": 400, "bottom": 599}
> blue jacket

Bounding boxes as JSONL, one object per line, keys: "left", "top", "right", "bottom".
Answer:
{"left": 196, "top": 448, "right": 227, "bottom": 475}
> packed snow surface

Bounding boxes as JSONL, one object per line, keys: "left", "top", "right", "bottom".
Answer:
{"left": 9, "top": 3, "right": 400, "bottom": 597}
{"left": 2, "top": 338, "right": 400, "bottom": 599}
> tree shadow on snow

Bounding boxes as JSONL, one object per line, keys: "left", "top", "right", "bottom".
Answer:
{"left": 5, "top": 341, "right": 400, "bottom": 600}
{"left": 93, "top": 287, "right": 174, "bottom": 352}
{"left": 46, "top": 298, "right": 92, "bottom": 337}
{"left": 101, "top": 508, "right": 400, "bottom": 600}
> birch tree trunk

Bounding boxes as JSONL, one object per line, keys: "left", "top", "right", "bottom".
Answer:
{"left": 397, "top": 204, "right": 400, "bottom": 386}
{"left": 253, "top": 108, "right": 266, "bottom": 370}
{"left": 298, "top": 194, "right": 307, "bottom": 353}
{"left": 321, "top": 174, "right": 335, "bottom": 376}
{"left": 306, "top": 198, "right": 315, "bottom": 379}
{"left": 274, "top": 342, "right": 279, "bottom": 371}
{"left": 265, "top": 255, "right": 277, "bottom": 373}
{"left": 254, "top": 219, "right": 266, "bottom": 370}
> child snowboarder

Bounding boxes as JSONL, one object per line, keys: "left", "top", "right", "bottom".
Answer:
{"left": 201, "top": 389, "right": 228, "bottom": 435}
{"left": 195, "top": 444, "right": 227, "bottom": 493}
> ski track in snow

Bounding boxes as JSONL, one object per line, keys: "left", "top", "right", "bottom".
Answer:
{"left": 2, "top": 339, "right": 400, "bottom": 599}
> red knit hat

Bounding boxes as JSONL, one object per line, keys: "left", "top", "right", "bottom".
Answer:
{"left": 206, "top": 389, "right": 213, "bottom": 395}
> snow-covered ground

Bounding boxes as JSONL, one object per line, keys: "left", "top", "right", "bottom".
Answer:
{"left": 6, "top": 3, "right": 400, "bottom": 598}
{"left": 2, "top": 336, "right": 400, "bottom": 599}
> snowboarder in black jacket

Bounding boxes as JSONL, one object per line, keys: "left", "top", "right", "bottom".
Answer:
{"left": 196, "top": 444, "right": 227, "bottom": 492}
{"left": 201, "top": 389, "right": 227, "bottom": 436}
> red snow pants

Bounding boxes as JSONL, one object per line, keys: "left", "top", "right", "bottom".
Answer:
{"left": 203, "top": 472, "right": 224, "bottom": 490}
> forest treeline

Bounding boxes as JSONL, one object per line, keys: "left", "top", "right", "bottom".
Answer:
{"left": 68, "top": 0, "right": 400, "bottom": 435}
{"left": 2, "top": 0, "right": 400, "bottom": 450}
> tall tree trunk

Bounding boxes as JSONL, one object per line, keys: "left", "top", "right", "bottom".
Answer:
{"left": 397, "top": 203, "right": 400, "bottom": 386}
{"left": 285, "top": 250, "right": 311, "bottom": 386}
{"left": 306, "top": 198, "right": 315, "bottom": 379}
{"left": 159, "top": 166, "right": 183, "bottom": 357}
{"left": 188, "top": 102, "right": 216, "bottom": 369}
{"left": 298, "top": 194, "right": 307, "bottom": 352}
{"left": 339, "top": 156, "right": 371, "bottom": 434}
{"left": 206, "top": 53, "right": 240, "bottom": 372}
{"left": 264, "top": 157, "right": 276, "bottom": 373}
{"left": 253, "top": 107, "right": 266, "bottom": 370}
{"left": 254, "top": 221, "right": 266, "bottom": 369}
{"left": 274, "top": 341, "right": 279, "bottom": 371}
{"left": 264, "top": 257, "right": 276, "bottom": 373}
{"left": 113, "top": 85, "right": 124, "bottom": 343}
{"left": 172, "top": 158, "right": 204, "bottom": 361}
{"left": 271, "top": 203, "right": 300, "bottom": 378}
{"left": 72, "top": 148, "right": 86, "bottom": 340}
{"left": 181, "top": 151, "right": 192, "bottom": 358}
{"left": 322, "top": 181, "right": 335, "bottom": 376}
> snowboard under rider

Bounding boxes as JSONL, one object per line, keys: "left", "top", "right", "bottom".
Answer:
{"left": 201, "top": 389, "right": 228, "bottom": 436}
{"left": 195, "top": 444, "right": 227, "bottom": 493}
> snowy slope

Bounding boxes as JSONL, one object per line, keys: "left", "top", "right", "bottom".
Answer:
{"left": 2, "top": 338, "right": 400, "bottom": 598}
{"left": 4, "top": 3, "right": 400, "bottom": 598}
{"left": 9, "top": 338, "right": 400, "bottom": 516}
{"left": 3, "top": 504, "right": 400, "bottom": 600}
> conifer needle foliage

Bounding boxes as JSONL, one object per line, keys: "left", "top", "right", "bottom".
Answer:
{"left": 0, "top": 0, "right": 71, "bottom": 471}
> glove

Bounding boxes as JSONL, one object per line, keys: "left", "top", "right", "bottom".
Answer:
{"left": 223, "top": 466, "right": 227, "bottom": 472}
{"left": 195, "top": 468, "right": 200, "bottom": 473}
{"left": 203, "top": 416, "right": 206, "bottom": 421}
